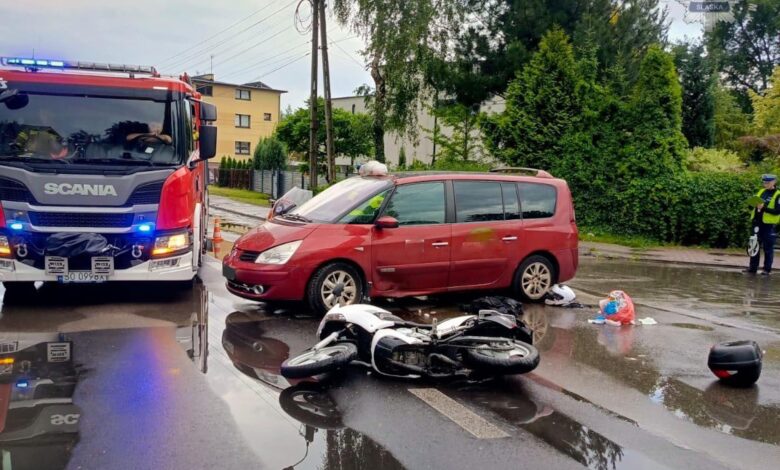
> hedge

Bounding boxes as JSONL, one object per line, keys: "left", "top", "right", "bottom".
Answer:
{"left": 580, "top": 172, "right": 757, "bottom": 248}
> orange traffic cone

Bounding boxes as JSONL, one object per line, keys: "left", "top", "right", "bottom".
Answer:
{"left": 212, "top": 217, "right": 224, "bottom": 244}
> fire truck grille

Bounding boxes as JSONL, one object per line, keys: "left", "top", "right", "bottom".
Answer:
{"left": 0, "top": 177, "right": 35, "bottom": 203}
{"left": 0, "top": 178, "right": 164, "bottom": 206}
{"left": 127, "top": 181, "right": 164, "bottom": 205}
{"left": 29, "top": 212, "right": 135, "bottom": 228}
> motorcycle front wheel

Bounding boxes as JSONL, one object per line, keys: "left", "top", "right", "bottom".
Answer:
{"left": 464, "top": 340, "right": 540, "bottom": 375}
{"left": 281, "top": 343, "right": 358, "bottom": 379}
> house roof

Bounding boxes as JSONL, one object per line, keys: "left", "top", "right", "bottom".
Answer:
{"left": 191, "top": 74, "right": 286, "bottom": 93}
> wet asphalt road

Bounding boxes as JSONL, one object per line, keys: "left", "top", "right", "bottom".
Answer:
{"left": 0, "top": 256, "right": 779, "bottom": 470}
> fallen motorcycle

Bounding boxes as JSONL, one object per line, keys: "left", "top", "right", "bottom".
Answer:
{"left": 280, "top": 304, "right": 539, "bottom": 380}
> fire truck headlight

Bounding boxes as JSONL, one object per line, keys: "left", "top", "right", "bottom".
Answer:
{"left": 0, "top": 235, "right": 12, "bottom": 256}
{"left": 152, "top": 231, "right": 190, "bottom": 257}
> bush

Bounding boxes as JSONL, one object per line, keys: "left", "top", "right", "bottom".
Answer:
{"left": 254, "top": 136, "right": 288, "bottom": 171}
{"left": 608, "top": 172, "right": 758, "bottom": 247}
{"left": 685, "top": 147, "right": 744, "bottom": 172}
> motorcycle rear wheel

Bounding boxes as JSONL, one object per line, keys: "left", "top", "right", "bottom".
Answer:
{"left": 281, "top": 343, "right": 358, "bottom": 379}
{"left": 464, "top": 340, "right": 540, "bottom": 375}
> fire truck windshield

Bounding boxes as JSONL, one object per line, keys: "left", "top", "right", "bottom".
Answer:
{"left": 0, "top": 91, "right": 180, "bottom": 167}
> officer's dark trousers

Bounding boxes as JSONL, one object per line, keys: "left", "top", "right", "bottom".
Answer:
{"left": 750, "top": 225, "right": 777, "bottom": 272}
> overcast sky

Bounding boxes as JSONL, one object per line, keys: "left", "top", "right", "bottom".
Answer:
{"left": 2, "top": 1, "right": 704, "bottom": 109}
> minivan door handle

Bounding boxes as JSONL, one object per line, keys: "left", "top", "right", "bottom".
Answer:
{"left": 431, "top": 242, "right": 449, "bottom": 247}
{"left": 502, "top": 236, "right": 518, "bottom": 241}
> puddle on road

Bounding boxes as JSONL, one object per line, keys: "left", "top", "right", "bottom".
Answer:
{"left": 668, "top": 322, "right": 715, "bottom": 331}
{"left": 2, "top": 269, "right": 779, "bottom": 469}
{"left": 576, "top": 258, "right": 780, "bottom": 331}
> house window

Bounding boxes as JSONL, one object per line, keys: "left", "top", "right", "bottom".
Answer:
{"left": 235, "top": 141, "right": 251, "bottom": 155}
{"left": 264, "top": 113, "right": 272, "bottom": 121}
{"left": 235, "top": 89, "right": 251, "bottom": 100}
{"left": 235, "top": 114, "right": 251, "bottom": 128}
{"left": 196, "top": 85, "right": 213, "bottom": 96}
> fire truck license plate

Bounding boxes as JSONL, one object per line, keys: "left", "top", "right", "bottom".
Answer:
{"left": 58, "top": 272, "right": 109, "bottom": 283}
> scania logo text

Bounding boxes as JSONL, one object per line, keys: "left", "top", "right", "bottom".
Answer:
{"left": 44, "top": 183, "right": 118, "bottom": 197}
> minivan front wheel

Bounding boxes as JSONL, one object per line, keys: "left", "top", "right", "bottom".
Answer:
{"left": 308, "top": 262, "right": 365, "bottom": 314}
{"left": 515, "top": 255, "right": 555, "bottom": 301}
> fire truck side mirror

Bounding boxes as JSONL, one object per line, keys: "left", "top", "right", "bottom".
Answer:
{"left": 199, "top": 102, "right": 217, "bottom": 122}
{"left": 198, "top": 125, "right": 217, "bottom": 159}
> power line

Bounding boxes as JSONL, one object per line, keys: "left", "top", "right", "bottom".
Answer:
{"left": 219, "top": 40, "right": 311, "bottom": 81}
{"left": 161, "top": 0, "right": 298, "bottom": 71}
{"left": 158, "top": 1, "right": 280, "bottom": 64}
{"left": 260, "top": 51, "right": 311, "bottom": 78}
{"left": 194, "top": 27, "right": 288, "bottom": 72}
{"left": 332, "top": 40, "right": 364, "bottom": 68}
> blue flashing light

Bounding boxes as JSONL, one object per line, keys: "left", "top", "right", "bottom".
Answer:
{"left": 16, "top": 379, "right": 29, "bottom": 389}
{"left": 138, "top": 223, "right": 153, "bottom": 233}
{"left": 50, "top": 60, "right": 65, "bottom": 67}
{"left": 9, "top": 222, "right": 23, "bottom": 231}
{"left": 20, "top": 59, "right": 35, "bottom": 66}
{"left": 7, "top": 58, "right": 21, "bottom": 65}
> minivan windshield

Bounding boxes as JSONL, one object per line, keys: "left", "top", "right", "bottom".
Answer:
{"left": 0, "top": 91, "right": 178, "bottom": 167}
{"left": 289, "top": 177, "right": 392, "bottom": 223}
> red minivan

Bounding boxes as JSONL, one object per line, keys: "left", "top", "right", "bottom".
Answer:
{"left": 222, "top": 170, "right": 578, "bottom": 313}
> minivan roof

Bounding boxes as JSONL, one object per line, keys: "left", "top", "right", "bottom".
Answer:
{"left": 389, "top": 171, "right": 566, "bottom": 185}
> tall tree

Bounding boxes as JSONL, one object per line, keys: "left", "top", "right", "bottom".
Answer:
{"left": 333, "top": 1, "right": 464, "bottom": 162}
{"left": 428, "top": 103, "right": 483, "bottom": 162}
{"left": 481, "top": 28, "right": 582, "bottom": 168}
{"left": 434, "top": 0, "right": 667, "bottom": 107}
{"left": 706, "top": 0, "right": 780, "bottom": 111}
{"left": 275, "top": 99, "right": 374, "bottom": 177}
{"left": 623, "top": 45, "right": 687, "bottom": 177}
{"left": 673, "top": 43, "right": 716, "bottom": 148}
{"left": 713, "top": 85, "right": 750, "bottom": 151}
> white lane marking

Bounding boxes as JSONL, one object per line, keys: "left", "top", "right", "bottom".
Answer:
{"left": 408, "top": 388, "right": 509, "bottom": 439}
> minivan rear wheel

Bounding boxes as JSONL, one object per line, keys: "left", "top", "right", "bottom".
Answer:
{"left": 515, "top": 255, "right": 555, "bottom": 302}
{"left": 307, "top": 262, "right": 365, "bottom": 315}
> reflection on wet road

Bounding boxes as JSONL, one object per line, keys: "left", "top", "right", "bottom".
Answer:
{"left": 0, "top": 256, "right": 778, "bottom": 469}
{"left": 575, "top": 258, "right": 780, "bottom": 331}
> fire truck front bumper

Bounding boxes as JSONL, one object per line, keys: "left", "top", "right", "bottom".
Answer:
{"left": 0, "top": 252, "right": 195, "bottom": 283}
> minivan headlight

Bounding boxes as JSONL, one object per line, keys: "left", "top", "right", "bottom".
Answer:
{"left": 256, "top": 240, "right": 302, "bottom": 265}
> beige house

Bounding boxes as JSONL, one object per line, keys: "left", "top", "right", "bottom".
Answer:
{"left": 331, "top": 95, "right": 504, "bottom": 167}
{"left": 191, "top": 74, "right": 285, "bottom": 166}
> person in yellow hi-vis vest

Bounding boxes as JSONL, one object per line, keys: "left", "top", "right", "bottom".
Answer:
{"left": 745, "top": 174, "right": 780, "bottom": 275}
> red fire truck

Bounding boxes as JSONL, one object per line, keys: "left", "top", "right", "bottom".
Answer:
{"left": 0, "top": 57, "right": 218, "bottom": 292}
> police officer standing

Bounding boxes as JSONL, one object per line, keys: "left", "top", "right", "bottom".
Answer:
{"left": 746, "top": 174, "right": 780, "bottom": 275}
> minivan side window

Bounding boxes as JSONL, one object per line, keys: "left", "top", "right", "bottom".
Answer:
{"left": 338, "top": 189, "right": 391, "bottom": 224}
{"left": 454, "top": 181, "right": 504, "bottom": 222}
{"left": 383, "top": 182, "right": 446, "bottom": 225}
{"left": 518, "top": 183, "right": 557, "bottom": 219}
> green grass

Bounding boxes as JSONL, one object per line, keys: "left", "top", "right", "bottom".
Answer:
{"left": 209, "top": 186, "right": 270, "bottom": 206}
{"left": 578, "top": 226, "right": 664, "bottom": 249}
{"left": 578, "top": 226, "right": 745, "bottom": 253}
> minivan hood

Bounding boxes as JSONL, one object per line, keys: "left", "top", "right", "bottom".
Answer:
{"left": 235, "top": 220, "right": 316, "bottom": 251}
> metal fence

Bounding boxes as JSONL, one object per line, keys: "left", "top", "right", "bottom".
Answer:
{"left": 214, "top": 168, "right": 353, "bottom": 199}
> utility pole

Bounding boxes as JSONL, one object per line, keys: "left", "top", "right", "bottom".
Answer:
{"left": 319, "top": 0, "right": 336, "bottom": 183}
{"left": 308, "top": 0, "right": 320, "bottom": 190}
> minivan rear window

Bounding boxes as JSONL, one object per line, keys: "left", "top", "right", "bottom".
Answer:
{"left": 518, "top": 183, "right": 557, "bottom": 219}
{"left": 454, "top": 181, "right": 504, "bottom": 222}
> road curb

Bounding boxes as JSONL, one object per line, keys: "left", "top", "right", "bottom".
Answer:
{"left": 210, "top": 204, "right": 266, "bottom": 221}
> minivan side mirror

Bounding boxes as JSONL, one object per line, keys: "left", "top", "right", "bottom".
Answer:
{"left": 198, "top": 125, "right": 217, "bottom": 159}
{"left": 375, "top": 216, "right": 399, "bottom": 229}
